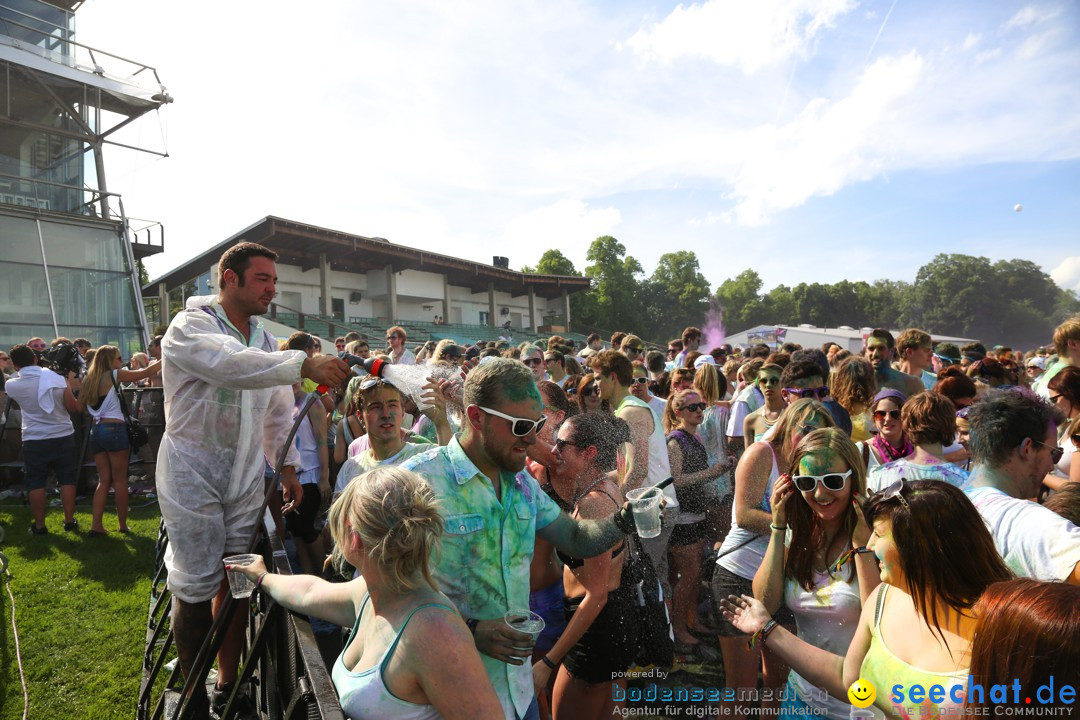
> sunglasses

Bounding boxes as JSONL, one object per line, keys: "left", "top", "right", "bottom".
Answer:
{"left": 680, "top": 402, "right": 707, "bottom": 413}
{"left": 359, "top": 377, "right": 389, "bottom": 391}
{"left": 873, "top": 409, "right": 901, "bottom": 421}
{"left": 1048, "top": 394, "right": 1062, "bottom": 403}
{"left": 627, "top": 346, "right": 644, "bottom": 353}
{"left": 522, "top": 358, "right": 544, "bottom": 367}
{"left": 877, "top": 478, "right": 910, "bottom": 510}
{"left": 386, "top": 335, "right": 400, "bottom": 341}
{"left": 784, "top": 386, "right": 829, "bottom": 400}
{"left": 632, "top": 377, "right": 649, "bottom": 385}
{"left": 1031, "top": 438, "right": 1064, "bottom": 464}
{"left": 792, "top": 469, "right": 851, "bottom": 493}
{"left": 553, "top": 438, "right": 577, "bottom": 452}
{"left": 758, "top": 377, "right": 781, "bottom": 387}
{"left": 476, "top": 406, "right": 547, "bottom": 436}
{"left": 581, "top": 386, "right": 597, "bottom": 397}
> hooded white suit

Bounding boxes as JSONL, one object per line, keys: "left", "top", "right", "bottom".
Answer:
{"left": 158, "top": 295, "right": 304, "bottom": 602}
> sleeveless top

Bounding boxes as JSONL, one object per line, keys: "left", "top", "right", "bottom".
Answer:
{"left": 616, "top": 395, "right": 678, "bottom": 507}
{"left": 87, "top": 370, "right": 124, "bottom": 422}
{"left": 716, "top": 441, "right": 780, "bottom": 579}
{"left": 666, "top": 429, "right": 715, "bottom": 515}
{"left": 332, "top": 594, "right": 455, "bottom": 720}
{"left": 860, "top": 585, "right": 967, "bottom": 717}
{"left": 555, "top": 488, "right": 626, "bottom": 569}
{"left": 784, "top": 570, "right": 862, "bottom": 720}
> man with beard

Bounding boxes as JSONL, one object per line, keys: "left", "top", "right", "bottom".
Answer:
{"left": 966, "top": 388, "right": 1080, "bottom": 584}
{"left": 402, "top": 358, "right": 641, "bottom": 720}
{"left": 865, "top": 328, "right": 923, "bottom": 397}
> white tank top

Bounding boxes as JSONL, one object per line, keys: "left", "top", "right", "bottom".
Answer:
{"left": 87, "top": 371, "right": 124, "bottom": 422}
{"left": 332, "top": 595, "right": 453, "bottom": 720}
{"left": 784, "top": 570, "right": 862, "bottom": 719}
{"left": 617, "top": 395, "right": 678, "bottom": 506}
{"left": 716, "top": 441, "right": 779, "bottom": 579}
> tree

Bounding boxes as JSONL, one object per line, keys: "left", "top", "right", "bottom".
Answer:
{"left": 521, "top": 249, "right": 578, "bottom": 277}
{"left": 714, "top": 269, "right": 765, "bottom": 332}
{"left": 642, "top": 251, "right": 711, "bottom": 340}
{"left": 581, "top": 236, "right": 644, "bottom": 334}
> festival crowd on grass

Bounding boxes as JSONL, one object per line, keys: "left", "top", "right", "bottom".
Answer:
{"left": 1, "top": 242, "right": 1078, "bottom": 720}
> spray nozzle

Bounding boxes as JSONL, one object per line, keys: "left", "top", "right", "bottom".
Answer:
{"left": 338, "top": 354, "right": 388, "bottom": 378}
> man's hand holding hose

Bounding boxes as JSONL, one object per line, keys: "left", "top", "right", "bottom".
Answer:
{"left": 301, "top": 354, "right": 351, "bottom": 389}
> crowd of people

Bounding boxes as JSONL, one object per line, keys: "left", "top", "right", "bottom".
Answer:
{"left": 2, "top": 241, "right": 1079, "bottom": 720}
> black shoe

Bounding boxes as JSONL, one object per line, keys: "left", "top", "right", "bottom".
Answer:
{"left": 63, "top": 519, "right": 79, "bottom": 532}
{"left": 211, "top": 682, "right": 258, "bottom": 720}
{"left": 29, "top": 524, "right": 48, "bottom": 535}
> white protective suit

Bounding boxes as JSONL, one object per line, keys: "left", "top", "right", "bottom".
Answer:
{"left": 158, "top": 295, "right": 305, "bottom": 603}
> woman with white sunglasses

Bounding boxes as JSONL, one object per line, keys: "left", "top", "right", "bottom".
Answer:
{"left": 723, "top": 480, "right": 1012, "bottom": 719}
{"left": 752, "top": 428, "right": 877, "bottom": 719}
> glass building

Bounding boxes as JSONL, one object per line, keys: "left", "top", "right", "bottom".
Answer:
{"left": 0, "top": 0, "right": 171, "bottom": 354}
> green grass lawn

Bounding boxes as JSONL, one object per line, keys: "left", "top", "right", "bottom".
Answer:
{"left": 0, "top": 501, "right": 161, "bottom": 720}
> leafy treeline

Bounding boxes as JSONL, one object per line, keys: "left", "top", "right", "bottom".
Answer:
{"left": 523, "top": 238, "right": 1080, "bottom": 348}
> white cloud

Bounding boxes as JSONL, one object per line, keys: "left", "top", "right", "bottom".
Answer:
{"left": 1051, "top": 256, "right": 1080, "bottom": 293}
{"left": 1002, "top": 5, "right": 1063, "bottom": 32}
{"left": 502, "top": 200, "right": 622, "bottom": 266}
{"left": 625, "top": 0, "right": 858, "bottom": 74}
{"left": 962, "top": 33, "right": 981, "bottom": 50}
{"left": 728, "top": 51, "right": 925, "bottom": 225}
{"left": 1016, "top": 29, "right": 1060, "bottom": 59}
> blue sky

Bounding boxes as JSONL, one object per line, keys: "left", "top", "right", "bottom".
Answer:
{"left": 78, "top": 0, "right": 1080, "bottom": 294}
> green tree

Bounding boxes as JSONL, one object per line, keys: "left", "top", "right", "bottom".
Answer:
{"left": 581, "top": 236, "right": 644, "bottom": 334}
{"left": 521, "top": 249, "right": 578, "bottom": 277}
{"left": 714, "top": 269, "right": 765, "bottom": 332}
{"left": 642, "top": 251, "right": 711, "bottom": 340}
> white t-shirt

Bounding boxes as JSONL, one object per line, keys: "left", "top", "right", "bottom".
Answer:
{"left": 726, "top": 385, "right": 763, "bottom": 438}
{"left": 646, "top": 393, "right": 666, "bottom": 418}
{"left": 966, "top": 485, "right": 1080, "bottom": 582}
{"left": 5, "top": 366, "right": 72, "bottom": 440}
{"left": 335, "top": 441, "right": 434, "bottom": 495}
{"left": 392, "top": 348, "right": 417, "bottom": 365}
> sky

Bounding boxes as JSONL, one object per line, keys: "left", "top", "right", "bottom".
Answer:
{"left": 76, "top": 0, "right": 1080, "bottom": 295}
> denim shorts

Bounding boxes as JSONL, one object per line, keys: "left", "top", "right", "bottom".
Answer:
{"left": 90, "top": 421, "right": 129, "bottom": 454}
{"left": 23, "top": 433, "right": 77, "bottom": 490}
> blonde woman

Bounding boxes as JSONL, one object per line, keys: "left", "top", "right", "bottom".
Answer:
{"left": 230, "top": 467, "right": 501, "bottom": 719}
{"left": 77, "top": 345, "right": 161, "bottom": 535}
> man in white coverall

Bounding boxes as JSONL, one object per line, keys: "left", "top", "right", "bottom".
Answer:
{"left": 159, "top": 242, "right": 349, "bottom": 717}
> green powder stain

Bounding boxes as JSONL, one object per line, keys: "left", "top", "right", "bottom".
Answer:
{"left": 799, "top": 449, "right": 837, "bottom": 476}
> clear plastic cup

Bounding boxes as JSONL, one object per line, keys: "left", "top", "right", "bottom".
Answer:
{"left": 626, "top": 487, "right": 663, "bottom": 539}
{"left": 223, "top": 554, "right": 259, "bottom": 598}
{"left": 504, "top": 609, "right": 545, "bottom": 658}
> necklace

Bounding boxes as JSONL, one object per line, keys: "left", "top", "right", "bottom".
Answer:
{"left": 573, "top": 476, "right": 606, "bottom": 506}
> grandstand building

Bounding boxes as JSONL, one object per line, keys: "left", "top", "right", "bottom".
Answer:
{"left": 143, "top": 216, "right": 592, "bottom": 346}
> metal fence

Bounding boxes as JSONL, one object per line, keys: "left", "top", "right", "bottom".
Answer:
{"left": 137, "top": 516, "right": 346, "bottom": 720}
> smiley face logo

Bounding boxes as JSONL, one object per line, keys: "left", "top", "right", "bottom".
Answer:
{"left": 848, "top": 678, "right": 876, "bottom": 708}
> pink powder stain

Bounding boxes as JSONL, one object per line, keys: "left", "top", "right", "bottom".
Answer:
{"left": 701, "top": 302, "right": 726, "bottom": 353}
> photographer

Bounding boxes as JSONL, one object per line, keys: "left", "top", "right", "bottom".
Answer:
{"left": 5, "top": 344, "right": 80, "bottom": 534}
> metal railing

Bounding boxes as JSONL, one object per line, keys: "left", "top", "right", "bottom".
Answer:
{"left": 0, "top": 10, "right": 167, "bottom": 92}
{"left": 137, "top": 517, "right": 346, "bottom": 720}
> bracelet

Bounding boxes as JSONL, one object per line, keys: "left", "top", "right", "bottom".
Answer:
{"left": 540, "top": 656, "right": 557, "bottom": 670}
{"left": 747, "top": 619, "right": 778, "bottom": 651}
{"left": 254, "top": 573, "right": 268, "bottom": 593}
{"left": 466, "top": 618, "right": 479, "bottom": 635}
{"left": 770, "top": 524, "right": 787, "bottom": 532}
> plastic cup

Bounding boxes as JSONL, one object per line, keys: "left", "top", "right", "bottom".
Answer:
{"left": 223, "top": 554, "right": 259, "bottom": 598}
{"left": 626, "top": 487, "right": 663, "bottom": 539}
{"left": 504, "top": 609, "right": 545, "bottom": 657}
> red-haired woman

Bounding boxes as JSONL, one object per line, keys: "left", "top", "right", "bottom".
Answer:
{"left": 967, "top": 579, "right": 1080, "bottom": 713}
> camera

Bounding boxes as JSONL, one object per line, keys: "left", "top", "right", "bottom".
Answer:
{"left": 36, "top": 342, "right": 83, "bottom": 377}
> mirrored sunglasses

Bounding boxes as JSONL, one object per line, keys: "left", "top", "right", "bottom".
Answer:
{"left": 873, "top": 409, "right": 901, "bottom": 421}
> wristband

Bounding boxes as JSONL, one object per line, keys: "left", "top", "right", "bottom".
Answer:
{"left": 540, "top": 656, "right": 556, "bottom": 670}
{"left": 466, "top": 618, "right": 479, "bottom": 635}
{"left": 747, "top": 619, "right": 778, "bottom": 651}
{"left": 769, "top": 524, "right": 787, "bottom": 532}
{"left": 254, "top": 572, "right": 268, "bottom": 593}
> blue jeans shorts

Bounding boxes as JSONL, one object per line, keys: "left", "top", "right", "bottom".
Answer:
{"left": 23, "top": 433, "right": 77, "bottom": 491}
{"left": 90, "top": 421, "right": 129, "bottom": 454}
